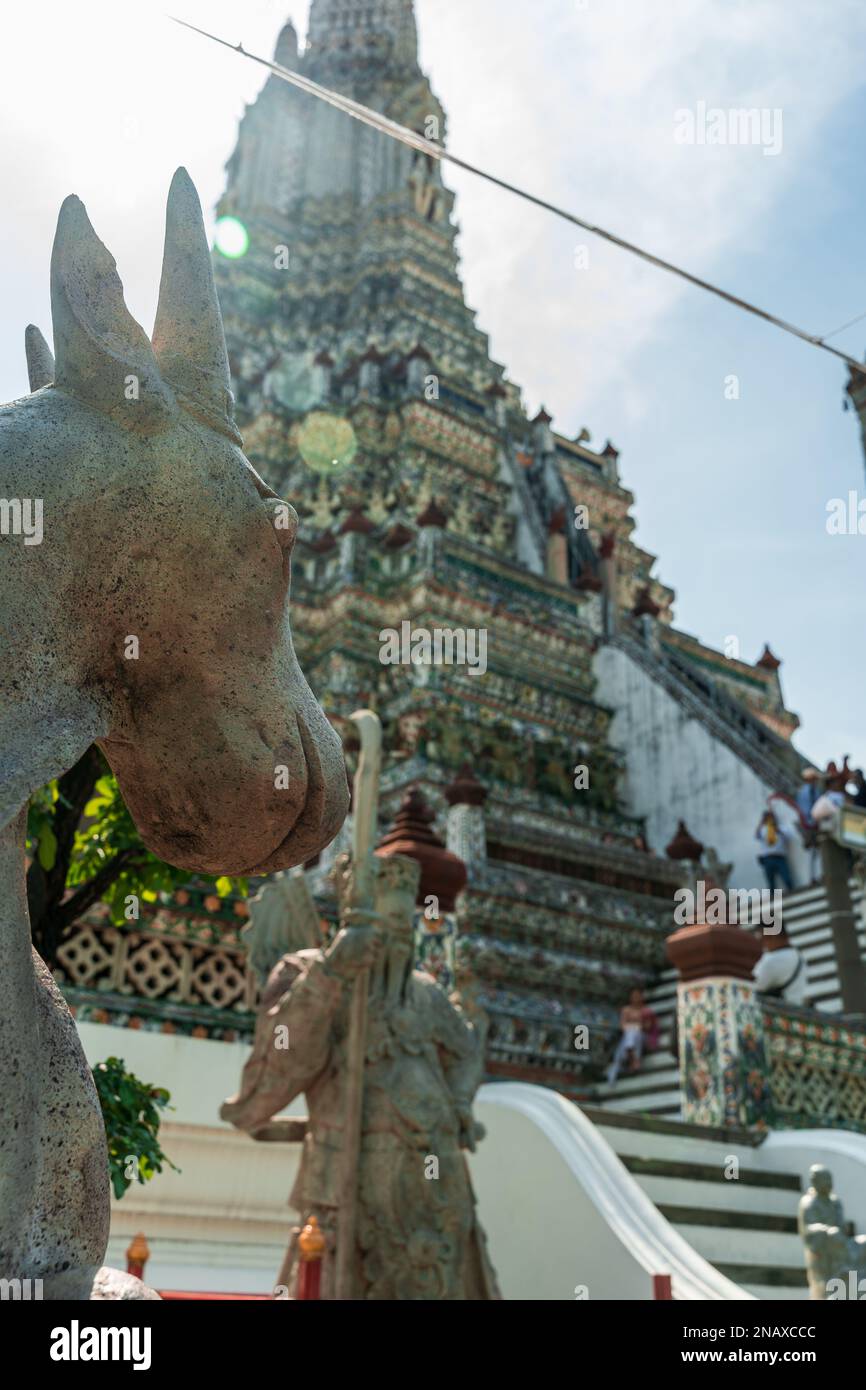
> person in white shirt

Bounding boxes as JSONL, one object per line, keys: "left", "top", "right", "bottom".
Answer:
{"left": 753, "top": 927, "right": 807, "bottom": 1005}
{"left": 811, "top": 789, "right": 845, "bottom": 825}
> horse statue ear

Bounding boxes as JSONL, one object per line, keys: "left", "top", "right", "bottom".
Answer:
{"left": 50, "top": 194, "right": 174, "bottom": 433}
{"left": 152, "top": 168, "right": 243, "bottom": 447}
{"left": 25, "top": 325, "right": 55, "bottom": 391}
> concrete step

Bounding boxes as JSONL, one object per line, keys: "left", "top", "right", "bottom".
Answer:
{"left": 786, "top": 907, "right": 862, "bottom": 932}
{"left": 808, "top": 992, "right": 843, "bottom": 1012}
{"left": 593, "top": 1125, "right": 764, "bottom": 1170}
{"left": 782, "top": 882, "right": 859, "bottom": 910}
{"left": 670, "top": 1221, "right": 803, "bottom": 1269}
{"left": 582, "top": 1105, "right": 760, "bottom": 1148}
{"left": 621, "top": 1154, "right": 800, "bottom": 1192}
{"left": 715, "top": 1261, "right": 809, "bottom": 1293}
{"left": 599, "top": 1090, "right": 681, "bottom": 1115}
{"left": 741, "top": 1283, "right": 810, "bottom": 1300}
{"left": 603, "top": 1045, "right": 678, "bottom": 1078}
{"left": 796, "top": 928, "right": 865, "bottom": 954}
{"left": 661, "top": 1203, "right": 796, "bottom": 1233}
{"left": 647, "top": 981, "right": 677, "bottom": 1001}
{"left": 585, "top": 1098, "right": 808, "bottom": 1300}
{"left": 598, "top": 1058, "right": 679, "bottom": 1089}
{"left": 797, "top": 924, "right": 866, "bottom": 948}
{"left": 637, "top": 1174, "right": 800, "bottom": 1218}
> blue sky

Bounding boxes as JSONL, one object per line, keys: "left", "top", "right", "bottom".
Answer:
{"left": 1, "top": 0, "right": 863, "bottom": 772}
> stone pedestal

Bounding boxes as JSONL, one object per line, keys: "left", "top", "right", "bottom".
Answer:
{"left": 667, "top": 923, "right": 774, "bottom": 1131}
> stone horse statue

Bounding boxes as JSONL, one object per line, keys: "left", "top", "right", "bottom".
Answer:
{"left": 0, "top": 169, "right": 349, "bottom": 1298}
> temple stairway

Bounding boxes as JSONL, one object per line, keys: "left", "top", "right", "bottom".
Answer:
{"left": 577, "top": 882, "right": 866, "bottom": 1299}
{"left": 580, "top": 1107, "right": 809, "bottom": 1299}
{"left": 590, "top": 881, "right": 866, "bottom": 1119}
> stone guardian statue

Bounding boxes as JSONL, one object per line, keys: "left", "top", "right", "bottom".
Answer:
{"left": 222, "top": 853, "right": 500, "bottom": 1299}
{"left": 798, "top": 1164, "right": 866, "bottom": 1299}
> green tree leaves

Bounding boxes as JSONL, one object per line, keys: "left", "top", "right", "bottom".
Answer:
{"left": 92, "top": 1056, "right": 178, "bottom": 1201}
{"left": 26, "top": 749, "right": 247, "bottom": 966}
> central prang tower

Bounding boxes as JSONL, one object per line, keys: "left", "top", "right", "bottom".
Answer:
{"left": 212, "top": 1, "right": 803, "bottom": 1093}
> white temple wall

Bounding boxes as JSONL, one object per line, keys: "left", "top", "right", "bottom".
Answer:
{"left": 79, "top": 1023, "right": 301, "bottom": 1295}
{"left": 593, "top": 644, "right": 809, "bottom": 893}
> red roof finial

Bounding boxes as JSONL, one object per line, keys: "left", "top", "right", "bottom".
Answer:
{"left": 665, "top": 820, "right": 704, "bottom": 862}
{"left": 633, "top": 585, "right": 661, "bottom": 619}
{"left": 376, "top": 787, "right": 468, "bottom": 911}
{"left": 416, "top": 498, "right": 448, "bottom": 528}
{"left": 756, "top": 644, "right": 781, "bottom": 671}
{"left": 444, "top": 764, "right": 488, "bottom": 808}
{"left": 339, "top": 506, "right": 375, "bottom": 535}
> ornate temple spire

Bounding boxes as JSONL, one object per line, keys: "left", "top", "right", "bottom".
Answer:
{"left": 306, "top": 0, "right": 420, "bottom": 69}
{"left": 215, "top": 0, "right": 496, "bottom": 419}
{"left": 274, "top": 20, "right": 299, "bottom": 68}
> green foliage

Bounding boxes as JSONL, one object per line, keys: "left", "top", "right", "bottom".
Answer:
{"left": 27, "top": 781, "right": 60, "bottom": 871}
{"left": 92, "top": 1056, "right": 179, "bottom": 1200}
{"left": 26, "top": 770, "right": 247, "bottom": 930}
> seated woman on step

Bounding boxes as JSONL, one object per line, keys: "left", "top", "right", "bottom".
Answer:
{"left": 606, "top": 988, "right": 658, "bottom": 1086}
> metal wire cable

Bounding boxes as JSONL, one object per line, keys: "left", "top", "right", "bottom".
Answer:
{"left": 171, "top": 16, "right": 866, "bottom": 381}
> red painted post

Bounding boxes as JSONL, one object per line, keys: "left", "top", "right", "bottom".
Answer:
{"left": 296, "top": 1215, "right": 325, "bottom": 1301}
{"left": 653, "top": 1273, "right": 673, "bottom": 1300}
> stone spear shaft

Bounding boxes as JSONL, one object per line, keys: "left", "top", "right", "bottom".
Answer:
{"left": 334, "top": 709, "right": 382, "bottom": 1300}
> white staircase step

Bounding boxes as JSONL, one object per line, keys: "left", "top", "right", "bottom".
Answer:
{"left": 633, "top": 1050, "right": 676, "bottom": 1073}
{"left": 810, "top": 994, "right": 843, "bottom": 1013}
{"left": 597, "top": 1065, "right": 681, "bottom": 1096}
{"left": 796, "top": 927, "right": 865, "bottom": 952}
{"left": 741, "top": 1283, "right": 810, "bottom": 1300}
{"left": 593, "top": 1125, "right": 760, "bottom": 1169}
{"left": 600, "top": 1089, "right": 681, "bottom": 1115}
{"left": 647, "top": 981, "right": 677, "bottom": 1001}
{"left": 635, "top": 1173, "right": 799, "bottom": 1218}
{"left": 585, "top": 1111, "right": 810, "bottom": 1298}
{"left": 671, "top": 1223, "right": 803, "bottom": 1269}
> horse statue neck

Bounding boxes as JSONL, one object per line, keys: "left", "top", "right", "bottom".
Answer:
{"left": 0, "top": 810, "right": 40, "bottom": 1255}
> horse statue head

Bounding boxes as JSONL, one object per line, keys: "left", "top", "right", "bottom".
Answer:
{"left": 0, "top": 168, "right": 348, "bottom": 873}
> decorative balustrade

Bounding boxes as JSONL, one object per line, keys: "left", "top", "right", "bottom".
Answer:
{"left": 54, "top": 900, "right": 257, "bottom": 1040}
{"left": 484, "top": 1003, "right": 606, "bottom": 1084}
{"left": 667, "top": 913, "right": 866, "bottom": 1134}
{"left": 763, "top": 1001, "right": 866, "bottom": 1134}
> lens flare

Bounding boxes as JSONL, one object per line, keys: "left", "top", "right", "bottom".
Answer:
{"left": 297, "top": 412, "right": 358, "bottom": 475}
{"left": 214, "top": 216, "right": 250, "bottom": 259}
